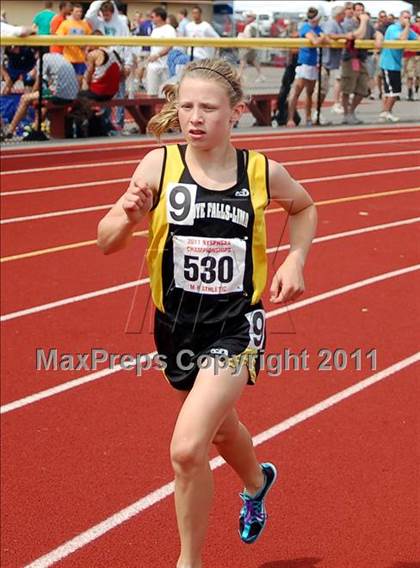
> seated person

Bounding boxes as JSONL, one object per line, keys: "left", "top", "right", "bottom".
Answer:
{"left": 3, "top": 52, "right": 79, "bottom": 138}
{"left": 2, "top": 46, "right": 36, "bottom": 94}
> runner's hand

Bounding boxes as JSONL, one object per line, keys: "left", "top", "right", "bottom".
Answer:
{"left": 270, "top": 255, "right": 305, "bottom": 303}
{"left": 122, "top": 181, "right": 154, "bottom": 224}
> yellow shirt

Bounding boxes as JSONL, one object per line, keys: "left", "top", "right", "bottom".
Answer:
{"left": 56, "top": 19, "right": 92, "bottom": 63}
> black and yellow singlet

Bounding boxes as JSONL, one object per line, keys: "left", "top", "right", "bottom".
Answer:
{"left": 147, "top": 144, "right": 270, "bottom": 326}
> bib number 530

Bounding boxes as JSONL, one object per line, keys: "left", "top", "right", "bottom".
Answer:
{"left": 184, "top": 255, "right": 234, "bottom": 284}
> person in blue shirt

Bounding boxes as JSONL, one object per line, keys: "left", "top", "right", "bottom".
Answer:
{"left": 287, "top": 7, "right": 330, "bottom": 127}
{"left": 379, "top": 10, "right": 418, "bottom": 122}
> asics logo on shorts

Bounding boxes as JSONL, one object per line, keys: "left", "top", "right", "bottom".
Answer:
{"left": 234, "top": 188, "right": 250, "bottom": 197}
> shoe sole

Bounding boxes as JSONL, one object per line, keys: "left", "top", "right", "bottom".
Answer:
{"left": 238, "top": 463, "right": 278, "bottom": 545}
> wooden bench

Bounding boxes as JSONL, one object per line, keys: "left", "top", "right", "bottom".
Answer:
{"left": 44, "top": 93, "right": 278, "bottom": 138}
{"left": 44, "top": 95, "right": 165, "bottom": 138}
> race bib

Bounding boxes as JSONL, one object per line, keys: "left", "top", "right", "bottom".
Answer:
{"left": 173, "top": 235, "right": 246, "bottom": 295}
{"left": 245, "top": 309, "right": 265, "bottom": 349}
{"left": 166, "top": 182, "right": 197, "bottom": 225}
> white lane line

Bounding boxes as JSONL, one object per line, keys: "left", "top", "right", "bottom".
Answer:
{"left": 3, "top": 150, "right": 419, "bottom": 197}
{"left": 22, "top": 352, "right": 420, "bottom": 568}
{"left": 2, "top": 126, "right": 418, "bottom": 161}
{"left": 2, "top": 166, "right": 419, "bottom": 225}
{"left": 1, "top": 178, "right": 130, "bottom": 197}
{"left": 0, "top": 204, "right": 112, "bottom": 224}
{"left": 2, "top": 137, "right": 419, "bottom": 175}
{"left": 2, "top": 217, "right": 419, "bottom": 323}
{"left": 300, "top": 166, "right": 420, "bottom": 184}
{"left": 0, "top": 278, "right": 149, "bottom": 322}
{"left": 2, "top": 263, "right": 419, "bottom": 415}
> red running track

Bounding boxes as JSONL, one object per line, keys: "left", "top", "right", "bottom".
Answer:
{"left": 1, "top": 126, "right": 419, "bottom": 568}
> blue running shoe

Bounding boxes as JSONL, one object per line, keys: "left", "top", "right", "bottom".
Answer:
{"left": 238, "top": 462, "right": 278, "bottom": 544}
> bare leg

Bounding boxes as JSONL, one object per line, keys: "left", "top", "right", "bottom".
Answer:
{"left": 333, "top": 78, "right": 342, "bottom": 105}
{"left": 7, "top": 92, "right": 38, "bottom": 135}
{"left": 304, "top": 80, "right": 315, "bottom": 123}
{"left": 350, "top": 93, "right": 364, "bottom": 114}
{"left": 287, "top": 78, "right": 305, "bottom": 127}
{"left": 170, "top": 365, "right": 249, "bottom": 568}
{"left": 213, "top": 408, "right": 264, "bottom": 495}
{"left": 342, "top": 92, "right": 350, "bottom": 115}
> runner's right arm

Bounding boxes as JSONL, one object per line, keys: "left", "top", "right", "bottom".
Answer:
{"left": 97, "top": 148, "right": 164, "bottom": 254}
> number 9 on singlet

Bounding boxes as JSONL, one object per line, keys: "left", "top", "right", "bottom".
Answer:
{"left": 166, "top": 183, "right": 197, "bottom": 225}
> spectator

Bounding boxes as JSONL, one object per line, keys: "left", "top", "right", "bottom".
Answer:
{"left": 50, "top": 2, "right": 74, "bottom": 54}
{"left": 402, "top": 15, "right": 420, "bottom": 101}
{"left": 1, "top": 21, "right": 35, "bottom": 100}
{"left": 185, "top": 5, "right": 219, "bottom": 61}
{"left": 80, "top": 42, "right": 122, "bottom": 100}
{"left": 237, "top": 12, "right": 266, "bottom": 82}
{"left": 341, "top": 2, "right": 381, "bottom": 125}
{"left": 379, "top": 10, "right": 418, "bottom": 122}
{"left": 136, "top": 10, "right": 153, "bottom": 55}
{"left": 144, "top": 7, "right": 176, "bottom": 96}
{"left": 177, "top": 8, "right": 190, "bottom": 37}
{"left": 273, "top": 21, "right": 300, "bottom": 126}
{"left": 56, "top": 3, "right": 92, "bottom": 84}
{"left": 320, "top": 5, "right": 351, "bottom": 118}
{"left": 3, "top": 52, "right": 78, "bottom": 138}
{"left": 287, "top": 7, "right": 330, "bottom": 127}
{"left": 375, "top": 11, "right": 391, "bottom": 33}
{"left": 2, "top": 46, "right": 36, "bottom": 95}
{"left": 33, "top": 1, "right": 56, "bottom": 35}
{"left": 85, "top": 0, "right": 132, "bottom": 130}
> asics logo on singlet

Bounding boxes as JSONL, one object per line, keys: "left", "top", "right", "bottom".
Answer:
{"left": 234, "top": 188, "right": 250, "bottom": 197}
{"left": 210, "top": 348, "right": 229, "bottom": 356}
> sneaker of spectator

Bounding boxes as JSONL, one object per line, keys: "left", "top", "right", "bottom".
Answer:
{"left": 331, "top": 102, "right": 344, "bottom": 113}
{"left": 378, "top": 111, "right": 399, "bottom": 122}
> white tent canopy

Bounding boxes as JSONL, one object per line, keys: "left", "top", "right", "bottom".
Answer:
{"left": 234, "top": 0, "right": 414, "bottom": 18}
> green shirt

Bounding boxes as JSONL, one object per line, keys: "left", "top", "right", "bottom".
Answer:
{"left": 33, "top": 9, "right": 55, "bottom": 35}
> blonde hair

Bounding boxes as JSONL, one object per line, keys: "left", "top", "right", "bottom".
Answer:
{"left": 147, "top": 59, "right": 244, "bottom": 139}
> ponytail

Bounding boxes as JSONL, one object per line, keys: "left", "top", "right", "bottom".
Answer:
{"left": 146, "top": 84, "right": 180, "bottom": 139}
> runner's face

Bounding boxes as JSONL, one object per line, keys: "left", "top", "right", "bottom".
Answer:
{"left": 178, "top": 78, "right": 237, "bottom": 148}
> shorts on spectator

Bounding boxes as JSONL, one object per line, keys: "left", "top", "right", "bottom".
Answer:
{"left": 295, "top": 64, "right": 318, "bottom": 82}
{"left": 365, "top": 54, "right": 378, "bottom": 78}
{"left": 239, "top": 48, "right": 258, "bottom": 64}
{"left": 6, "top": 66, "right": 34, "bottom": 86}
{"left": 382, "top": 69, "right": 401, "bottom": 97}
{"left": 404, "top": 56, "right": 420, "bottom": 80}
{"left": 321, "top": 67, "right": 341, "bottom": 95}
{"left": 72, "top": 63, "right": 87, "bottom": 76}
{"left": 341, "top": 59, "right": 369, "bottom": 97}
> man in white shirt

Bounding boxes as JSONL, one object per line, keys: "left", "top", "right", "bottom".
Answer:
{"left": 145, "top": 6, "right": 176, "bottom": 95}
{"left": 185, "top": 5, "right": 219, "bottom": 61}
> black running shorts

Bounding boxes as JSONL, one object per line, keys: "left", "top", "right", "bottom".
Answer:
{"left": 154, "top": 306, "right": 266, "bottom": 391}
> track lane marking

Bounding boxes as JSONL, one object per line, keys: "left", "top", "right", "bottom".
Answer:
{"left": 2, "top": 126, "right": 419, "bottom": 161}
{"left": 2, "top": 167, "right": 419, "bottom": 225}
{"left": 1, "top": 263, "right": 419, "bottom": 414}
{"left": 1, "top": 188, "right": 419, "bottom": 263}
{"left": 20, "top": 351, "right": 420, "bottom": 567}
{"left": 2, "top": 137, "right": 419, "bottom": 175}
{"left": 3, "top": 150, "right": 420, "bottom": 197}
{"left": 2, "top": 217, "right": 419, "bottom": 321}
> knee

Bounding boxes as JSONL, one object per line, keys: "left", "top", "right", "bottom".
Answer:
{"left": 170, "top": 438, "right": 207, "bottom": 476}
